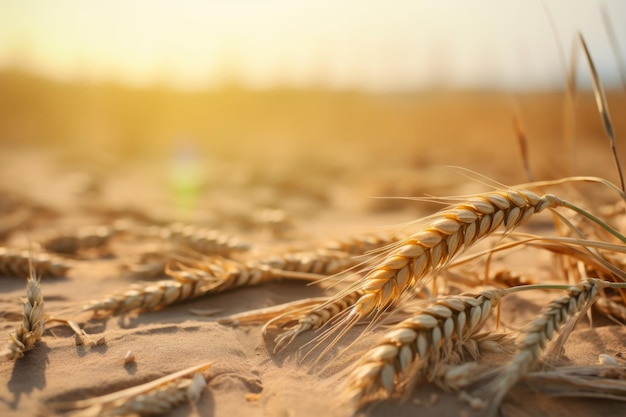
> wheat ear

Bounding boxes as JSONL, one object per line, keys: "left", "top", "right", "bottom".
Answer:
{"left": 266, "top": 290, "right": 363, "bottom": 353}
{"left": 336, "top": 190, "right": 561, "bottom": 320}
{"left": 145, "top": 223, "right": 250, "bottom": 255}
{"left": 2, "top": 271, "right": 45, "bottom": 360}
{"left": 344, "top": 288, "right": 503, "bottom": 406}
{"left": 48, "top": 361, "right": 212, "bottom": 416}
{"left": 482, "top": 278, "right": 603, "bottom": 416}
{"left": 82, "top": 278, "right": 208, "bottom": 315}
{"left": 0, "top": 247, "right": 69, "bottom": 278}
{"left": 85, "top": 254, "right": 326, "bottom": 315}
{"left": 42, "top": 225, "right": 118, "bottom": 255}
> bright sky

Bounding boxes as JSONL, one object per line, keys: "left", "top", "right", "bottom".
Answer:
{"left": 0, "top": 0, "right": 624, "bottom": 91}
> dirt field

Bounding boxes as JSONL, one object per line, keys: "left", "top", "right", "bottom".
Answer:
{"left": 1, "top": 71, "right": 625, "bottom": 417}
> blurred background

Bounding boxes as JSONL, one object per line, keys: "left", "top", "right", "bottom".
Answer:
{"left": 0, "top": 0, "right": 625, "bottom": 227}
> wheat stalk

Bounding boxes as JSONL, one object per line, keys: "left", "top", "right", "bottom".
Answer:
{"left": 1, "top": 271, "right": 45, "bottom": 360}
{"left": 344, "top": 288, "right": 503, "bottom": 406}
{"left": 482, "top": 278, "right": 604, "bottom": 416}
{"left": 48, "top": 361, "right": 212, "bottom": 416}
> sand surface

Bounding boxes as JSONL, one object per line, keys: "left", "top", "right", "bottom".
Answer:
{"left": 1, "top": 88, "right": 626, "bottom": 417}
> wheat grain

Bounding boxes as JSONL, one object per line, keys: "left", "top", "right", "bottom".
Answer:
{"left": 48, "top": 361, "right": 212, "bottom": 416}
{"left": 344, "top": 288, "right": 502, "bottom": 406}
{"left": 1, "top": 271, "right": 45, "bottom": 360}
{"left": 482, "top": 278, "right": 602, "bottom": 416}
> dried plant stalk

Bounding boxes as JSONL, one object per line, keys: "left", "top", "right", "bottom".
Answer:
{"left": 48, "top": 361, "right": 212, "bottom": 416}
{"left": 483, "top": 278, "right": 602, "bottom": 416}
{"left": 0, "top": 247, "right": 70, "bottom": 278}
{"left": 1, "top": 272, "right": 45, "bottom": 359}
{"left": 345, "top": 288, "right": 503, "bottom": 406}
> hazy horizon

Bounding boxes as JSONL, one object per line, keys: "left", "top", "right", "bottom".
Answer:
{"left": 1, "top": 0, "right": 625, "bottom": 92}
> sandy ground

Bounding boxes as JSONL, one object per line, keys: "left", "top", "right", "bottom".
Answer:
{"left": 1, "top": 89, "right": 626, "bottom": 417}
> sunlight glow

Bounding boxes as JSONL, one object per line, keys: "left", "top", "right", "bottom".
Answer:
{"left": 0, "top": 0, "right": 624, "bottom": 91}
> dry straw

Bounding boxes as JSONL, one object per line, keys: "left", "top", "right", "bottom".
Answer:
{"left": 1, "top": 271, "right": 45, "bottom": 360}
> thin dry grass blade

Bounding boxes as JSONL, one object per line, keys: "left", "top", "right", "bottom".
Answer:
{"left": 578, "top": 32, "right": 624, "bottom": 192}
{"left": 513, "top": 114, "right": 534, "bottom": 182}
